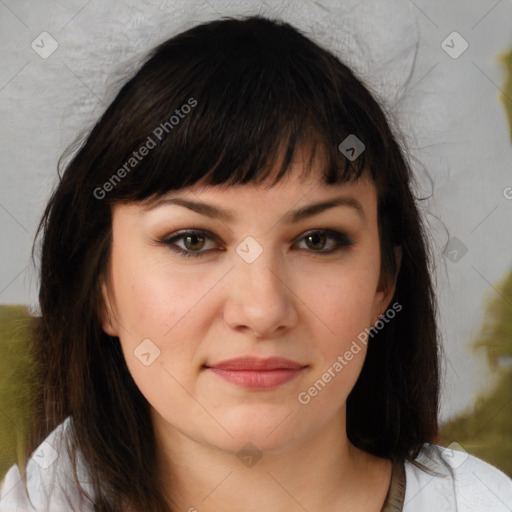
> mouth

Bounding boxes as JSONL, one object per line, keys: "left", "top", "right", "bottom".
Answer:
{"left": 203, "top": 356, "right": 308, "bottom": 390}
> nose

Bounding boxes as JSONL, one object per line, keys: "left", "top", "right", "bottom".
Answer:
{"left": 222, "top": 248, "right": 299, "bottom": 339}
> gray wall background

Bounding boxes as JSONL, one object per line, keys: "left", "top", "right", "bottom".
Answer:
{"left": 1, "top": 0, "right": 511, "bottom": 423}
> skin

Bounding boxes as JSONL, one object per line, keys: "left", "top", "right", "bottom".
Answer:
{"left": 101, "top": 150, "right": 402, "bottom": 512}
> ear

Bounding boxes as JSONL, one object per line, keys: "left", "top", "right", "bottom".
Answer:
{"left": 99, "top": 275, "right": 119, "bottom": 337}
{"left": 373, "top": 245, "right": 402, "bottom": 321}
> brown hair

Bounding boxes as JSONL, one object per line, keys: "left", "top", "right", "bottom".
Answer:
{"left": 29, "top": 15, "right": 439, "bottom": 511}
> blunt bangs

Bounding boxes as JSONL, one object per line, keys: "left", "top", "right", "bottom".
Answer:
{"left": 87, "top": 16, "right": 391, "bottom": 206}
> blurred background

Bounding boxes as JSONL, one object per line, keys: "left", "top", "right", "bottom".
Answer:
{"left": 0, "top": 0, "right": 511, "bottom": 478}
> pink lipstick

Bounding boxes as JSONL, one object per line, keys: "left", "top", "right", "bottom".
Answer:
{"left": 205, "top": 356, "right": 306, "bottom": 390}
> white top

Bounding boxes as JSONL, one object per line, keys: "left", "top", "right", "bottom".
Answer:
{"left": 1, "top": 418, "right": 511, "bottom": 511}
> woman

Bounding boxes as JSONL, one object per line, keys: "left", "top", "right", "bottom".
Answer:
{"left": 1, "top": 15, "right": 511, "bottom": 512}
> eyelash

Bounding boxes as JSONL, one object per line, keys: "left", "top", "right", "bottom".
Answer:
{"left": 158, "top": 229, "right": 354, "bottom": 258}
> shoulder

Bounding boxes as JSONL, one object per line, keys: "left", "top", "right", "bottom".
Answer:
{"left": 403, "top": 443, "right": 512, "bottom": 512}
{"left": 0, "top": 417, "right": 95, "bottom": 511}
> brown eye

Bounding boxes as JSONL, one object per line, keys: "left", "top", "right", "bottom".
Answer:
{"left": 160, "top": 229, "right": 219, "bottom": 258}
{"left": 183, "top": 233, "right": 206, "bottom": 251}
{"left": 296, "top": 229, "right": 354, "bottom": 254}
{"left": 160, "top": 228, "right": 353, "bottom": 259}
{"left": 305, "top": 232, "right": 327, "bottom": 251}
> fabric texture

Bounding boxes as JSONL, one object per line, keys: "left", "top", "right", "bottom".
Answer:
{"left": 1, "top": 419, "right": 511, "bottom": 511}
{"left": 381, "top": 458, "right": 406, "bottom": 512}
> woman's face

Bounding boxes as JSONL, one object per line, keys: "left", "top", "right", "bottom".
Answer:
{"left": 101, "top": 156, "right": 398, "bottom": 455}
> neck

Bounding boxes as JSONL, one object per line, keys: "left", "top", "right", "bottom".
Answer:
{"left": 153, "top": 409, "right": 391, "bottom": 512}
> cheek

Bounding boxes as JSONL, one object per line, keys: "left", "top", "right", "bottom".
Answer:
{"left": 108, "top": 252, "right": 216, "bottom": 399}
{"left": 292, "top": 277, "right": 375, "bottom": 418}
{"left": 112, "top": 265, "right": 215, "bottom": 423}
{"left": 301, "top": 261, "right": 380, "bottom": 348}
{"left": 291, "top": 257, "right": 380, "bottom": 404}
{"left": 110, "top": 247, "right": 216, "bottom": 341}
{"left": 308, "top": 283, "right": 371, "bottom": 385}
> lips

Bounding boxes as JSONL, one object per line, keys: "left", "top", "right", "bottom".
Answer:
{"left": 206, "top": 356, "right": 305, "bottom": 371}
{"left": 204, "top": 357, "right": 307, "bottom": 390}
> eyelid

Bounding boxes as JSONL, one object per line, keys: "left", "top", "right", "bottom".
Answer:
{"left": 160, "top": 228, "right": 221, "bottom": 249}
{"left": 157, "top": 228, "right": 354, "bottom": 257}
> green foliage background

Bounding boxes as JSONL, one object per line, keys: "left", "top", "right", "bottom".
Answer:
{"left": 498, "top": 48, "right": 512, "bottom": 142}
{"left": 438, "top": 48, "right": 512, "bottom": 477}
{"left": 439, "top": 271, "right": 512, "bottom": 477}
{"left": 0, "top": 306, "right": 40, "bottom": 481}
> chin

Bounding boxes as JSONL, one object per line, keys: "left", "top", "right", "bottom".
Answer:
{"left": 204, "top": 406, "right": 309, "bottom": 455}
{"left": 209, "top": 428, "right": 302, "bottom": 457}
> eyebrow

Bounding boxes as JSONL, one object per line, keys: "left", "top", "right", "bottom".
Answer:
{"left": 145, "top": 196, "right": 366, "bottom": 224}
